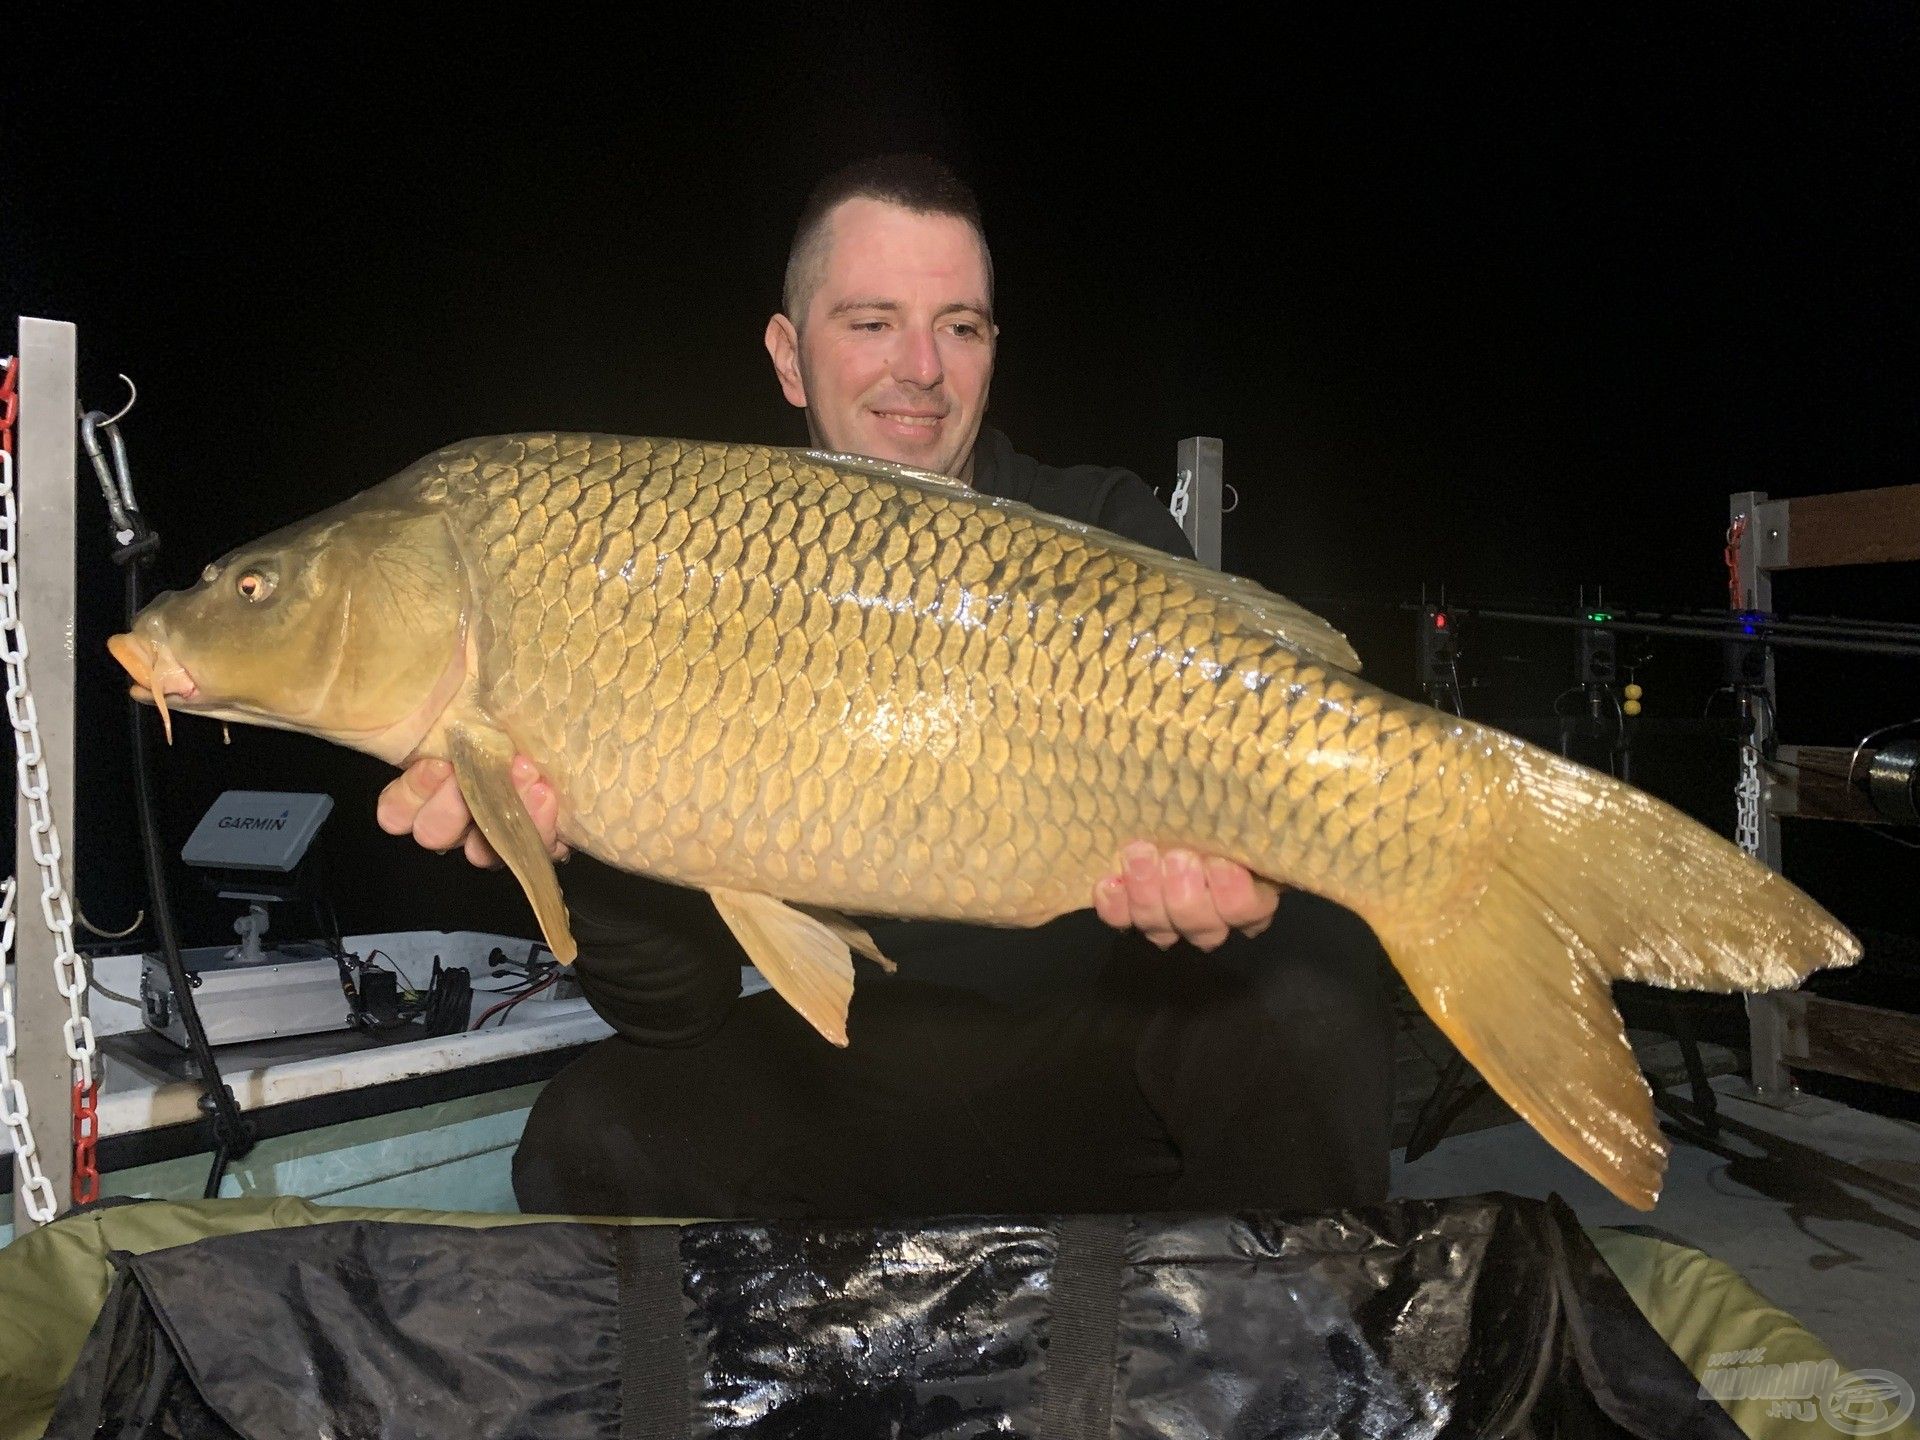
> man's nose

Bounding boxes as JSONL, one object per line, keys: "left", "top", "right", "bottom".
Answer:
{"left": 892, "top": 327, "right": 944, "bottom": 388}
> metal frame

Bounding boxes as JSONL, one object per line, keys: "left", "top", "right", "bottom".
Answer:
{"left": 1730, "top": 483, "right": 1920, "bottom": 1105}
{"left": 11, "top": 317, "right": 80, "bottom": 1231}
{"left": 1729, "top": 490, "right": 1792, "bottom": 1101}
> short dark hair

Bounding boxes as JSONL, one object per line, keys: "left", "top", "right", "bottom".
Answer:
{"left": 782, "top": 153, "right": 993, "bottom": 324}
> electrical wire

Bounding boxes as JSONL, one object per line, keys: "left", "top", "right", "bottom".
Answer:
{"left": 75, "top": 903, "right": 145, "bottom": 940}
{"left": 470, "top": 966, "right": 559, "bottom": 994}
{"left": 470, "top": 972, "right": 558, "bottom": 1030}
{"left": 414, "top": 959, "right": 473, "bottom": 1037}
{"left": 87, "top": 975, "right": 142, "bottom": 1010}
{"left": 124, "top": 560, "right": 256, "bottom": 1197}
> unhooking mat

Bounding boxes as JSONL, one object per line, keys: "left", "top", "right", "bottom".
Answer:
{"left": 0, "top": 1191, "right": 1758, "bottom": 1439}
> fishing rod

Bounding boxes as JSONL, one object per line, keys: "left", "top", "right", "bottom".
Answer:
{"left": 1295, "top": 593, "right": 1920, "bottom": 660}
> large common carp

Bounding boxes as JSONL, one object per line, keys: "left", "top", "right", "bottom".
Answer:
{"left": 109, "top": 433, "right": 1857, "bottom": 1208}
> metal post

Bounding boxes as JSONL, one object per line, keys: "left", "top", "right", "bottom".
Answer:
{"left": 12, "top": 318, "right": 79, "bottom": 1229}
{"left": 1176, "top": 437, "right": 1223, "bottom": 571}
{"left": 1730, "top": 489, "right": 1794, "bottom": 1104}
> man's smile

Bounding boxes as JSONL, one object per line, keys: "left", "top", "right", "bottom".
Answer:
{"left": 871, "top": 408, "right": 947, "bottom": 441}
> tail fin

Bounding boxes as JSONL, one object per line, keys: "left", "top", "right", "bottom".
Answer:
{"left": 1380, "top": 735, "right": 1859, "bottom": 1209}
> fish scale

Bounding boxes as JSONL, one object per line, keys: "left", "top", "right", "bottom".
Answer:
{"left": 459, "top": 434, "right": 1284, "bottom": 918}
{"left": 111, "top": 429, "right": 1860, "bottom": 1209}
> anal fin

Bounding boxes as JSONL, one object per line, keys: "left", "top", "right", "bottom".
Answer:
{"left": 797, "top": 904, "right": 896, "bottom": 973}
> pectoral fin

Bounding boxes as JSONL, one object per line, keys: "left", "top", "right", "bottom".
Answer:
{"left": 446, "top": 727, "right": 576, "bottom": 964}
{"left": 709, "top": 890, "right": 895, "bottom": 1045}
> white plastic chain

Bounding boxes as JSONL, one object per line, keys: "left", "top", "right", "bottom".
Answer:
{"left": 1168, "top": 467, "right": 1192, "bottom": 526}
{"left": 3, "top": 877, "right": 58, "bottom": 1223}
{"left": 1, "top": 372, "right": 93, "bottom": 1225}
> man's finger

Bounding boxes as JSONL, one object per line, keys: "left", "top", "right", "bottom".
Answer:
{"left": 374, "top": 777, "right": 415, "bottom": 837}
{"left": 1161, "top": 849, "right": 1229, "bottom": 951}
{"left": 376, "top": 758, "right": 451, "bottom": 836}
{"left": 412, "top": 771, "right": 476, "bottom": 853}
{"left": 1120, "top": 842, "right": 1179, "bottom": 949}
{"left": 463, "top": 828, "right": 502, "bottom": 870}
{"left": 1093, "top": 876, "right": 1131, "bottom": 929}
{"left": 510, "top": 755, "right": 571, "bottom": 860}
{"left": 523, "top": 780, "right": 555, "bottom": 839}
{"left": 1205, "top": 858, "right": 1282, "bottom": 932}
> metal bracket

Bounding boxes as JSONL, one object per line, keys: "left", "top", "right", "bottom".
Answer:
{"left": 1175, "top": 437, "right": 1223, "bottom": 571}
{"left": 1755, "top": 498, "right": 1791, "bottom": 571}
{"left": 11, "top": 317, "right": 80, "bottom": 1232}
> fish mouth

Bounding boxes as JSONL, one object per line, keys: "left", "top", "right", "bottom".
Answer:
{"left": 107, "top": 631, "right": 200, "bottom": 744}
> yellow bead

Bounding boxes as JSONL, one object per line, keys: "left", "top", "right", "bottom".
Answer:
{"left": 1623, "top": 699, "right": 1643, "bottom": 716}
{"left": 1623, "top": 683, "right": 1643, "bottom": 700}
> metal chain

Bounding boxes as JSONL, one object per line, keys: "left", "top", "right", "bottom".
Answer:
{"left": 1724, "top": 516, "right": 1749, "bottom": 611}
{"left": 1, "top": 353, "right": 97, "bottom": 1220}
{"left": 1166, "top": 468, "right": 1238, "bottom": 522}
{"left": 1735, "top": 740, "right": 1763, "bottom": 857}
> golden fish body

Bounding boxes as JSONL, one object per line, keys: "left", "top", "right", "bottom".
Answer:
{"left": 111, "top": 431, "right": 1859, "bottom": 1209}
{"left": 437, "top": 435, "right": 1452, "bottom": 929}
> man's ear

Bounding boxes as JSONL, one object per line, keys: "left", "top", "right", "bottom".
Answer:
{"left": 764, "top": 313, "right": 808, "bottom": 409}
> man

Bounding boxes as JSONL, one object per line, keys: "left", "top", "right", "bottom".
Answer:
{"left": 379, "top": 156, "right": 1395, "bottom": 1218}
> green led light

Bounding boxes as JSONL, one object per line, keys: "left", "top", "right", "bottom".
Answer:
{"left": 1588, "top": 612, "right": 1611, "bottom": 622}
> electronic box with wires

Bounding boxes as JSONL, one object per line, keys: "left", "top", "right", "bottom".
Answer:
{"left": 139, "top": 790, "right": 475, "bottom": 1047}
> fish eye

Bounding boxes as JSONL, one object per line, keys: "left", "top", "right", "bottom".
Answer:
{"left": 236, "top": 570, "right": 274, "bottom": 602}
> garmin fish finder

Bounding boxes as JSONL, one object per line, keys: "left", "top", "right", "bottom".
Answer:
{"left": 140, "top": 790, "right": 353, "bottom": 1047}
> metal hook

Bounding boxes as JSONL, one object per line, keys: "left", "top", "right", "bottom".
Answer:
{"left": 1222, "top": 483, "right": 1239, "bottom": 515}
{"left": 79, "top": 376, "right": 145, "bottom": 544}
{"left": 95, "top": 373, "right": 138, "bottom": 430}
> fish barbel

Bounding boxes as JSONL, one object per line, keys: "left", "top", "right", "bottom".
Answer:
{"left": 108, "top": 433, "right": 1858, "bottom": 1208}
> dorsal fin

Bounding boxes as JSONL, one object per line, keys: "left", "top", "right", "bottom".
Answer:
{"left": 790, "top": 446, "right": 1363, "bottom": 674}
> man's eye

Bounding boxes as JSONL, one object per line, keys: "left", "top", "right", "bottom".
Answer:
{"left": 951, "top": 323, "right": 978, "bottom": 338}
{"left": 852, "top": 320, "right": 887, "bottom": 333}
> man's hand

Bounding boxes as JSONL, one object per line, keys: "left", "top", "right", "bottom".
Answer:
{"left": 375, "top": 754, "right": 570, "bottom": 869}
{"left": 1094, "top": 842, "right": 1280, "bottom": 951}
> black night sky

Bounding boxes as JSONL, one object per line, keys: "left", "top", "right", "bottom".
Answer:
{"left": 2, "top": 9, "right": 1915, "bottom": 963}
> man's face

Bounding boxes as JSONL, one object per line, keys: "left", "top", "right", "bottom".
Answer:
{"left": 765, "top": 198, "right": 997, "bottom": 481}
